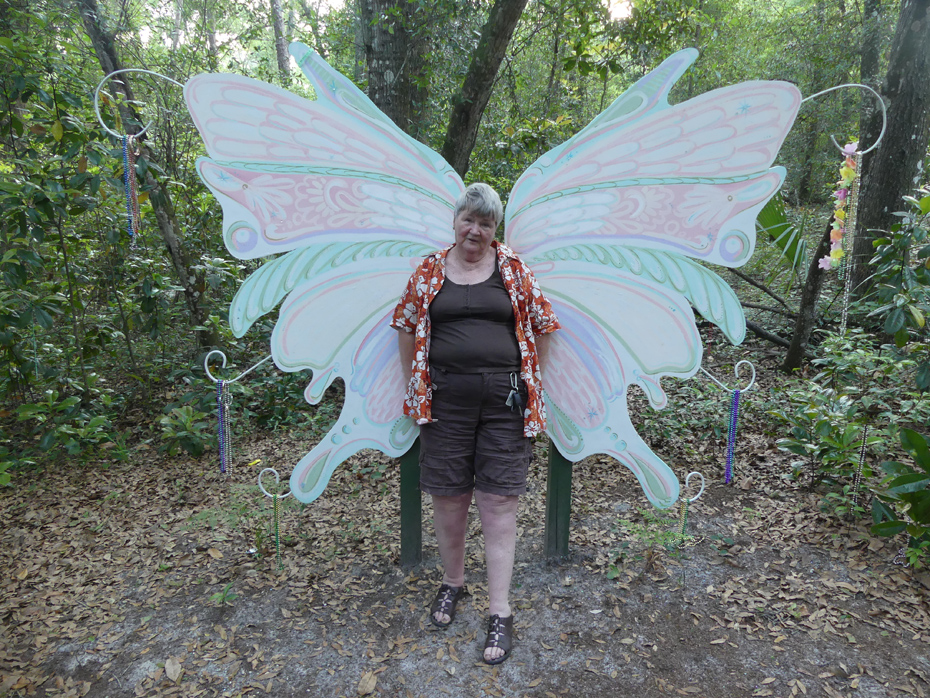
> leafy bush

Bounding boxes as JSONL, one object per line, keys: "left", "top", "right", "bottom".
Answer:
{"left": 159, "top": 406, "right": 211, "bottom": 457}
{"left": 871, "top": 429, "right": 930, "bottom": 568}
{"left": 770, "top": 383, "right": 873, "bottom": 487}
{"left": 13, "top": 388, "right": 121, "bottom": 461}
{"left": 860, "top": 191, "right": 930, "bottom": 389}
{"left": 768, "top": 330, "right": 930, "bottom": 518}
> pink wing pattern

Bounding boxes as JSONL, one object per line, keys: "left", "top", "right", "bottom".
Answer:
{"left": 536, "top": 265, "right": 702, "bottom": 507}
{"left": 185, "top": 44, "right": 802, "bottom": 508}
{"left": 270, "top": 257, "right": 420, "bottom": 500}
{"left": 185, "top": 44, "right": 462, "bottom": 259}
{"left": 506, "top": 50, "right": 800, "bottom": 506}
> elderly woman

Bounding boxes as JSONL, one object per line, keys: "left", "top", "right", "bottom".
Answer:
{"left": 391, "top": 183, "right": 560, "bottom": 665}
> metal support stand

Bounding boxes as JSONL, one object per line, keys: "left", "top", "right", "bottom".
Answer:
{"left": 545, "top": 443, "right": 573, "bottom": 560}
{"left": 399, "top": 438, "right": 573, "bottom": 565}
{"left": 399, "top": 438, "right": 422, "bottom": 568}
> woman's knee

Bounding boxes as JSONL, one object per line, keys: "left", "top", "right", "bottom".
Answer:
{"left": 475, "top": 491, "right": 519, "bottom": 515}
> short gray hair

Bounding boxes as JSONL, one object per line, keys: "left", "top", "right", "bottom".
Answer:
{"left": 453, "top": 183, "right": 503, "bottom": 227}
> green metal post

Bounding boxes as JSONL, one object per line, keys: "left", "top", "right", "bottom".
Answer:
{"left": 399, "top": 438, "right": 422, "bottom": 568}
{"left": 545, "top": 442, "right": 573, "bottom": 560}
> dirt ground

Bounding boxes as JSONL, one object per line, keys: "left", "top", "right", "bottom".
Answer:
{"left": 3, "top": 398, "right": 930, "bottom": 698}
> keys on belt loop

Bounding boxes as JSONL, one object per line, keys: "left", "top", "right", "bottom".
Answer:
{"left": 505, "top": 372, "right": 524, "bottom": 413}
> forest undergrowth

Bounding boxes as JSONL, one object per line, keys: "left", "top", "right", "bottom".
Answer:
{"left": 3, "top": 336, "right": 930, "bottom": 698}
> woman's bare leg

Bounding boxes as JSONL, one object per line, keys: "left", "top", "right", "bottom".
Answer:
{"left": 431, "top": 491, "right": 473, "bottom": 623}
{"left": 475, "top": 490, "right": 519, "bottom": 661}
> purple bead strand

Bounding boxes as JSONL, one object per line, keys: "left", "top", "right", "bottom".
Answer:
{"left": 725, "top": 389, "right": 740, "bottom": 484}
{"left": 217, "top": 379, "right": 226, "bottom": 474}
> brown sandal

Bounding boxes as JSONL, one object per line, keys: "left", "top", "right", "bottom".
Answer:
{"left": 483, "top": 614, "right": 514, "bottom": 665}
{"left": 429, "top": 583, "right": 468, "bottom": 629}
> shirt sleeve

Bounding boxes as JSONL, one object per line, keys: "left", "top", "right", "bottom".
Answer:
{"left": 522, "top": 263, "right": 561, "bottom": 336}
{"left": 391, "top": 269, "right": 420, "bottom": 333}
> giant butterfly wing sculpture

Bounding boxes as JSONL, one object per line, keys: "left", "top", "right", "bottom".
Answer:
{"left": 185, "top": 43, "right": 800, "bottom": 508}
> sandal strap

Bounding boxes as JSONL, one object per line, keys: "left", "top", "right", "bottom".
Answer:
{"left": 485, "top": 614, "right": 513, "bottom": 649}
{"left": 435, "top": 585, "right": 461, "bottom": 614}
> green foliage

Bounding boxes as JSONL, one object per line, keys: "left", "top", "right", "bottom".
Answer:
{"left": 860, "top": 192, "right": 930, "bottom": 389}
{"left": 871, "top": 429, "right": 930, "bottom": 569}
{"left": 770, "top": 383, "right": 869, "bottom": 485}
{"left": 209, "top": 582, "right": 238, "bottom": 606}
{"left": 771, "top": 330, "right": 930, "bottom": 527}
{"left": 755, "top": 194, "right": 809, "bottom": 289}
{"left": 159, "top": 406, "right": 211, "bottom": 457}
{"left": 13, "top": 388, "right": 122, "bottom": 460}
{"left": 607, "top": 507, "right": 682, "bottom": 579}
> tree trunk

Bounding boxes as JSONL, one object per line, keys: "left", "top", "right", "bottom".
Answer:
{"left": 298, "top": 0, "right": 328, "bottom": 58}
{"left": 782, "top": 221, "right": 833, "bottom": 372}
{"left": 859, "top": 0, "right": 882, "bottom": 136}
{"left": 141, "top": 161, "right": 219, "bottom": 349}
{"left": 205, "top": 0, "right": 218, "bottom": 65}
{"left": 171, "top": 0, "right": 183, "bottom": 51}
{"left": 542, "top": 14, "right": 562, "bottom": 119}
{"left": 270, "top": 0, "right": 290, "bottom": 85}
{"left": 354, "top": 0, "right": 365, "bottom": 83}
{"left": 439, "top": 0, "right": 529, "bottom": 178}
{"left": 851, "top": 0, "right": 930, "bottom": 296}
{"left": 359, "top": 0, "right": 429, "bottom": 138}
{"left": 77, "top": 0, "right": 219, "bottom": 349}
{"left": 795, "top": 120, "right": 821, "bottom": 204}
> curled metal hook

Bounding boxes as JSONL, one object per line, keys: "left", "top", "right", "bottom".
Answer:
{"left": 93, "top": 68, "right": 185, "bottom": 139}
{"left": 700, "top": 360, "right": 756, "bottom": 394}
{"left": 258, "top": 467, "right": 293, "bottom": 499}
{"left": 203, "top": 350, "right": 274, "bottom": 384}
{"left": 800, "top": 83, "right": 887, "bottom": 156}
{"left": 684, "top": 471, "right": 706, "bottom": 503}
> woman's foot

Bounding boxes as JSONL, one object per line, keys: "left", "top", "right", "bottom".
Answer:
{"left": 483, "top": 614, "right": 513, "bottom": 664}
{"left": 430, "top": 583, "right": 468, "bottom": 628}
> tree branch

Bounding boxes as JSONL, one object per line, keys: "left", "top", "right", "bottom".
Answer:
{"left": 728, "top": 268, "right": 791, "bottom": 309}
{"left": 741, "top": 302, "right": 797, "bottom": 319}
{"left": 746, "top": 320, "right": 812, "bottom": 358}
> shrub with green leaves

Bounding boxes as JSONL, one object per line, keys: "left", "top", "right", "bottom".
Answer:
{"left": 862, "top": 191, "right": 930, "bottom": 390}
{"left": 159, "top": 405, "right": 211, "bottom": 457}
{"left": 770, "top": 383, "right": 870, "bottom": 486}
{"left": 871, "top": 429, "right": 930, "bottom": 566}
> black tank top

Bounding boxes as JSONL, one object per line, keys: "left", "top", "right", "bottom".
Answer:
{"left": 428, "top": 262, "right": 522, "bottom": 373}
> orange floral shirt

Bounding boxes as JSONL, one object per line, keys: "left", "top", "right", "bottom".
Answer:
{"left": 391, "top": 242, "right": 560, "bottom": 437}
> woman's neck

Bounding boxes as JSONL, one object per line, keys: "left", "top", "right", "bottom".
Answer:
{"left": 451, "top": 242, "right": 494, "bottom": 266}
{"left": 445, "top": 243, "right": 496, "bottom": 284}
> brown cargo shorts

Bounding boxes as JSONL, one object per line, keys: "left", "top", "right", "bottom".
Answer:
{"left": 418, "top": 367, "right": 532, "bottom": 497}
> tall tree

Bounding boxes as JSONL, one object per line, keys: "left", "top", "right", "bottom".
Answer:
{"left": 359, "top": 0, "right": 428, "bottom": 138}
{"left": 270, "top": 0, "right": 291, "bottom": 85}
{"left": 782, "top": 221, "right": 833, "bottom": 371}
{"left": 851, "top": 0, "right": 930, "bottom": 294}
{"left": 859, "top": 0, "right": 882, "bottom": 135}
{"left": 439, "top": 0, "right": 529, "bottom": 178}
{"left": 77, "top": 0, "right": 220, "bottom": 349}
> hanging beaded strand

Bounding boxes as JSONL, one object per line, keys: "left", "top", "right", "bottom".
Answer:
{"left": 676, "top": 498, "right": 697, "bottom": 548}
{"left": 851, "top": 425, "right": 869, "bottom": 513}
{"left": 839, "top": 151, "right": 862, "bottom": 336}
{"left": 216, "top": 379, "right": 232, "bottom": 475}
{"left": 122, "top": 135, "right": 141, "bottom": 249}
{"left": 725, "top": 389, "right": 741, "bottom": 484}
{"left": 273, "top": 492, "right": 283, "bottom": 570}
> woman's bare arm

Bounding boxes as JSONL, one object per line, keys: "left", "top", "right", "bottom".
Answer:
{"left": 536, "top": 333, "right": 551, "bottom": 374}
{"left": 397, "top": 328, "right": 416, "bottom": 376}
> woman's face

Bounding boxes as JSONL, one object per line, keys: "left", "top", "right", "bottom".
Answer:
{"left": 453, "top": 209, "right": 497, "bottom": 257}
